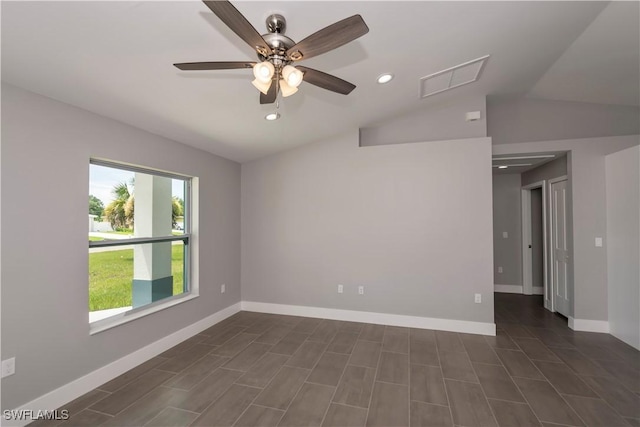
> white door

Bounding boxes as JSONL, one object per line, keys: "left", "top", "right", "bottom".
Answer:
{"left": 551, "top": 179, "right": 570, "bottom": 316}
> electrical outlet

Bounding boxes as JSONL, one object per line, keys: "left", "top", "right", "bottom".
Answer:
{"left": 498, "top": 266, "right": 503, "bottom": 274}
{"left": 221, "top": 284, "right": 226, "bottom": 294}
{"left": 358, "top": 286, "right": 364, "bottom": 295}
{"left": 337, "top": 284, "right": 343, "bottom": 294}
{"left": 595, "top": 237, "right": 603, "bottom": 247}
{"left": 502, "top": 231, "right": 509, "bottom": 238}
{"left": 1, "top": 358, "right": 15, "bottom": 378}
{"left": 474, "top": 294, "right": 482, "bottom": 304}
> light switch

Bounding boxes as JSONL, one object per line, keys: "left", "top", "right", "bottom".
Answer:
{"left": 502, "top": 231, "right": 508, "bottom": 239}
{"left": 595, "top": 237, "right": 603, "bottom": 247}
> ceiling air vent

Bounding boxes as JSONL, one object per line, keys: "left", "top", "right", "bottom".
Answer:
{"left": 420, "top": 55, "right": 489, "bottom": 98}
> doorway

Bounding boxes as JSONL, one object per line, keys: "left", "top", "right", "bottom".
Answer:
{"left": 521, "top": 181, "right": 549, "bottom": 308}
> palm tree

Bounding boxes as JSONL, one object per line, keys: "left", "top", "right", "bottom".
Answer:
{"left": 104, "top": 182, "right": 133, "bottom": 230}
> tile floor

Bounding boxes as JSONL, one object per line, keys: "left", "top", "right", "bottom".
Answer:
{"left": 31, "top": 294, "right": 640, "bottom": 426}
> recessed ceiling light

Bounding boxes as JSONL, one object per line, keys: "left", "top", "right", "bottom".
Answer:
{"left": 265, "top": 112, "right": 280, "bottom": 121}
{"left": 498, "top": 166, "right": 508, "bottom": 169}
{"left": 491, "top": 155, "right": 556, "bottom": 161}
{"left": 377, "top": 73, "right": 394, "bottom": 84}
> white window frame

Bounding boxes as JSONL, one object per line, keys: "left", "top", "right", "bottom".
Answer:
{"left": 88, "top": 159, "right": 199, "bottom": 334}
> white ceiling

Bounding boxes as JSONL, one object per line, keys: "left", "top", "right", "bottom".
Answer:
{"left": 2, "top": 1, "right": 636, "bottom": 163}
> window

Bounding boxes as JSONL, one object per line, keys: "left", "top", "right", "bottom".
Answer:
{"left": 88, "top": 159, "right": 194, "bottom": 330}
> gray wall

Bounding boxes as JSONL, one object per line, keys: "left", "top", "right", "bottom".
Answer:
{"left": 492, "top": 174, "right": 522, "bottom": 286}
{"left": 488, "top": 96, "right": 640, "bottom": 145}
{"left": 360, "top": 96, "right": 486, "bottom": 147}
{"left": 1, "top": 84, "right": 241, "bottom": 410}
{"left": 242, "top": 133, "right": 495, "bottom": 324}
{"left": 494, "top": 135, "right": 640, "bottom": 321}
{"left": 522, "top": 155, "right": 568, "bottom": 186}
{"left": 606, "top": 145, "right": 640, "bottom": 349}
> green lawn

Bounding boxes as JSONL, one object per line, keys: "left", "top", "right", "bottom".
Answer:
{"left": 89, "top": 245, "right": 184, "bottom": 311}
{"left": 89, "top": 236, "right": 105, "bottom": 242}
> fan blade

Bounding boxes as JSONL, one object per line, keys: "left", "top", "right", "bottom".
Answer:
{"left": 202, "top": 1, "right": 270, "bottom": 56}
{"left": 174, "top": 61, "right": 255, "bottom": 71}
{"left": 260, "top": 79, "right": 278, "bottom": 104}
{"left": 297, "top": 66, "right": 356, "bottom": 95}
{"left": 286, "top": 15, "right": 369, "bottom": 61}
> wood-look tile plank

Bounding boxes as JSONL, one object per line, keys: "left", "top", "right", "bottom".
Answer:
{"left": 202, "top": 326, "right": 246, "bottom": 346}
{"left": 308, "top": 352, "right": 349, "bottom": 387}
{"left": 256, "top": 325, "right": 294, "bottom": 345}
{"left": 253, "top": 366, "right": 309, "bottom": 410}
{"left": 410, "top": 331, "right": 440, "bottom": 367}
{"left": 308, "top": 321, "right": 340, "bottom": 344}
{"left": 512, "top": 337, "right": 561, "bottom": 362}
{"left": 100, "top": 386, "right": 186, "bottom": 427}
{"left": 359, "top": 324, "right": 385, "bottom": 342}
{"left": 366, "top": 382, "right": 409, "bottom": 427}
{"left": 236, "top": 352, "right": 290, "bottom": 388}
{"left": 164, "top": 354, "right": 228, "bottom": 390}
{"left": 444, "top": 379, "right": 497, "bottom": 427}
{"left": 172, "top": 368, "right": 243, "bottom": 413}
{"left": 293, "top": 318, "right": 323, "bottom": 334}
{"left": 549, "top": 347, "right": 611, "bottom": 377}
{"left": 409, "top": 401, "right": 453, "bottom": 427}
{"left": 157, "top": 344, "right": 215, "bottom": 373}
{"left": 435, "top": 331, "right": 465, "bottom": 353}
{"left": 595, "top": 359, "right": 640, "bottom": 392}
{"left": 90, "top": 369, "right": 175, "bottom": 416}
{"left": 143, "top": 407, "right": 198, "bottom": 427}
{"left": 224, "top": 342, "right": 272, "bottom": 371}
{"left": 57, "top": 389, "right": 111, "bottom": 416}
{"left": 501, "top": 323, "right": 535, "bottom": 338}
{"left": 338, "top": 321, "right": 365, "bottom": 334}
{"left": 212, "top": 333, "right": 260, "bottom": 358}
{"left": 57, "top": 409, "right": 112, "bottom": 427}
{"left": 377, "top": 351, "right": 409, "bottom": 385}
{"left": 278, "top": 383, "right": 335, "bottom": 427}
{"left": 580, "top": 374, "right": 640, "bottom": 418}
{"left": 191, "top": 384, "right": 261, "bottom": 427}
{"left": 533, "top": 361, "right": 598, "bottom": 398}
{"left": 349, "top": 340, "right": 382, "bottom": 369}
{"left": 327, "top": 331, "right": 360, "bottom": 354}
{"left": 383, "top": 326, "right": 409, "bottom": 354}
{"left": 409, "top": 364, "right": 448, "bottom": 406}
{"left": 98, "top": 357, "right": 169, "bottom": 392}
{"left": 512, "top": 377, "right": 584, "bottom": 426}
{"left": 460, "top": 334, "right": 502, "bottom": 365}
{"left": 286, "top": 341, "right": 328, "bottom": 369}
{"left": 487, "top": 399, "right": 541, "bottom": 427}
{"left": 495, "top": 349, "right": 544, "bottom": 379}
{"left": 234, "top": 405, "right": 284, "bottom": 427}
{"left": 472, "top": 362, "right": 525, "bottom": 403}
{"left": 439, "top": 350, "right": 478, "bottom": 383}
{"left": 322, "top": 403, "right": 367, "bottom": 427}
{"left": 333, "top": 366, "right": 375, "bottom": 408}
{"left": 270, "top": 331, "right": 310, "bottom": 356}
{"left": 485, "top": 331, "right": 520, "bottom": 350}
{"left": 562, "top": 395, "right": 628, "bottom": 427}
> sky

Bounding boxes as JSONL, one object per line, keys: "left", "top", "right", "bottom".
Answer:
{"left": 89, "top": 164, "right": 185, "bottom": 206}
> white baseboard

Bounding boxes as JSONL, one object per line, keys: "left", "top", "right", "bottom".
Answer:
{"left": 494, "top": 285, "right": 544, "bottom": 295}
{"left": 568, "top": 317, "right": 610, "bottom": 333}
{"left": 241, "top": 301, "right": 496, "bottom": 336}
{"left": 4, "top": 303, "right": 241, "bottom": 427}
{"left": 494, "top": 284, "right": 523, "bottom": 294}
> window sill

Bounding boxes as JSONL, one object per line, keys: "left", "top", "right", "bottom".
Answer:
{"left": 89, "top": 293, "right": 199, "bottom": 335}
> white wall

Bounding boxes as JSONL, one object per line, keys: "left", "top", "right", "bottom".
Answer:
{"left": 360, "top": 96, "right": 486, "bottom": 147}
{"left": 606, "top": 145, "right": 640, "bottom": 349}
{"left": 242, "top": 132, "right": 495, "bottom": 326}
{"left": 488, "top": 96, "right": 640, "bottom": 145}
{"left": 1, "top": 84, "right": 241, "bottom": 410}
{"left": 492, "top": 174, "right": 522, "bottom": 288}
{"left": 494, "top": 135, "right": 639, "bottom": 323}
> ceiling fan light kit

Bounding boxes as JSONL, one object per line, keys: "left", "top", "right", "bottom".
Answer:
{"left": 174, "top": 0, "right": 369, "bottom": 107}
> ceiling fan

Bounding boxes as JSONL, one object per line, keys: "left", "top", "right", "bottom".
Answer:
{"left": 174, "top": 0, "right": 369, "bottom": 104}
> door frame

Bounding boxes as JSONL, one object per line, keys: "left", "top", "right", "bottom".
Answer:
{"left": 521, "top": 180, "right": 550, "bottom": 308}
{"left": 548, "top": 175, "right": 569, "bottom": 315}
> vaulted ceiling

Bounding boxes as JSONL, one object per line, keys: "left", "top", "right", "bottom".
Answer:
{"left": 2, "top": 1, "right": 638, "bottom": 162}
